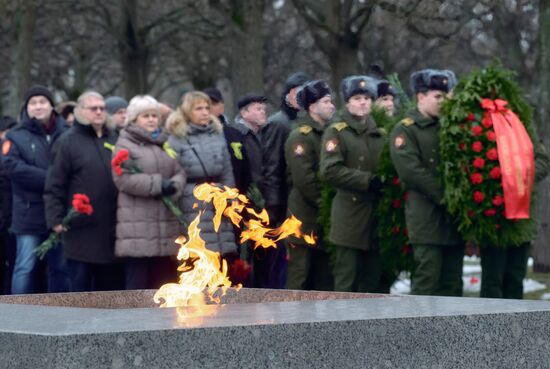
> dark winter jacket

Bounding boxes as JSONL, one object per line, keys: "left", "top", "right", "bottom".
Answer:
{"left": 262, "top": 108, "right": 300, "bottom": 222}
{"left": 222, "top": 120, "right": 252, "bottom": 195}
{"left": 232, "top": 116, "right": 264, "bottom": 193}
{"left": 3, "top": 112, "right": 68, "bottom": 234}
{"left": 44, "top": 120, "right": 119, "bottom": 263}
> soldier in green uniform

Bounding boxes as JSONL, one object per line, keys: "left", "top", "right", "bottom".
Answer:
{"left": 389, "top": 69, "right": 464, "bottom": 296}
{"left": 319, "top": 76, "right": 386, "bottom": 292}
{"left": 285, "top": 80, "right": 336, "bottom": 290}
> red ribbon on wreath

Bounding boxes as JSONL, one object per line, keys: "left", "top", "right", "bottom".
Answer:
{"left": 481, "top": 98, "right": 534, "bottom": 219}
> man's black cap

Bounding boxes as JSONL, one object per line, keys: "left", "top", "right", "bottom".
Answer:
{"left": 23, "top": 85, "right": 54, "bottom": 108}
{"left": 203, "top": 87, "right": 223, "bottom": 103}
{"left": 237, "top": 93, "right": 267, "bottom": 110}
{"left": 296, "top": 80, "right": 331, "bottom": 111}
{"left": 284, "top": 72, "right": 310, "bottom": 92}
{"left": 410, "top": 69, "right": 455, "bottom": 94}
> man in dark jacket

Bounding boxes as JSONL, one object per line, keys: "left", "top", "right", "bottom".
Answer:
{"left": 0, "top": 116, "right": 17, "bottom": 293}
{"left": 44, "top": 91, "right": 124, "bottom": 292}
{"left": 262, "top": 72, "right": 310, "bottom": 224}
{"left": 203, "top": 87, "right": 252, "bottom": 195}
{"left": 3, "top": 85, "right": 70, "bottom": 294}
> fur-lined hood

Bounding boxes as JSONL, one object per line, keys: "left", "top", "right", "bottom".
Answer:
{"left": 167, "top": 114, "right": 222, "bottom": 139}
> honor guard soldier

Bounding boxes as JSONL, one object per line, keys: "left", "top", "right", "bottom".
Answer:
{"left": 285, "top": 80, "right": 336, "bottom": 290}
{"left": 389, "top": 69, "right": 464, "bottom": 296}
{"left": 320, "top": 76, "right": 386, "bottom": 292}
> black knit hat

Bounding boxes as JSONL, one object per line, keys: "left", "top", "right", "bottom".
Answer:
{"left": 296, "top": 80, "right": 331, "bottom": 111}
{"left": 284, "top": 72, "right": 310, "bottom": 93}
{"left": 23, "top": 85, "right": 54, "bottom": 108}
{"left": 410, "top": 69, "right": 454, "bottom": 94}
{"left": 237, "top": 93, "right": 267, "bottom": 110}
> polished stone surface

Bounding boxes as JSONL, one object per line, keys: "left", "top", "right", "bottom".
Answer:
{"left": 1, "top": 290, "right": 550, "bottom": 369}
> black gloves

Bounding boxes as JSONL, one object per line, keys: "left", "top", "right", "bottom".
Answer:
{"left": 368, "top": 176, "right": 384, "bottom": 192}
{"left": 161, "top": 179, "right": 177, "bottom": 196}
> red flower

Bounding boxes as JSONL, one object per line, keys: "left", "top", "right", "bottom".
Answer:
{"left": 392, "top": 177, "right": 400, "bottom": 186}
{"left": 471, "top": 125, "right": 483, "bottom": 136}
{"left": 492, "top": 195, "right": 504, "bottom": 207}
{"left": 473, "top": 157, "right": 485, "bottom": 169}
{"left": 392, "top": 199, "right": 402, "bottom": 209}
{"left": 467, "top": 210, "right": 475, "bottom": 218}
{"left": 484, "top": 208, "right": 497, "bottom": 217}
{"left": 486, "top": 131, "right": 496, "bottom": 141}
{"left": 403, "top": 228, "right": 409, "bottom": 237}
{"left": 111, "top": 149, "right": 130, "bottom": 176}
{"left": 482, "top": 116, "right": 493, "bottom": 129}
{"left": 72, "top": 193, "right": 93, "bottom": 215}
{"left": 403, "top": 192, "right": 409, "bottom": 201}
{"left": 458, "top": 143, "right": 466, "bottom": 151}
{"left": 490, "top": 167, "right": 502, "bottom": 179}
{"left": 466, "top": 113, "right": 477, "bottom": 122}
{"left": 470, "top": 173, "right": 483, "bottom": 184}
{"left": 391, "top": 226, "right": 400, "bottom": 235}
{"left": 470, "top": 276, "right": 480, "bottom": 284}
{"left": 228, "top": 259, "right": 252, "bottom": 285}
{"left": 401, "top": 244, "right": 412, "bottom": 255}
{"left": 472, "top": 141, "right": 483, "bottom": 152}
{"left": 495, "top": 224, "right": 501, "bottom": 230}
{"left": 486, "top": 148, "right": 498, "bottom": 161}
{"left": 473, "top": 191, "right": 485, "bottom": 204}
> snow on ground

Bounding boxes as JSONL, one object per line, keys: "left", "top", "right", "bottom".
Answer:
{"left": 390, "top": 257, "right": 547, "bottom": 296}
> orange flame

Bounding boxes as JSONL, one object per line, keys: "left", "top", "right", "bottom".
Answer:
{"left": 155, "top": 184, "right": 315, "bottom": 310}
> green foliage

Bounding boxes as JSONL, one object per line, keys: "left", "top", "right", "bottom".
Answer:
{"left": 372, "top": 106, "right": 415, "bottom": 280}
{"left": 318, "top": 185, "right": 336, "bottom": 268}
{"left": 440, "top": 62, "right": 537, "bottom": 247}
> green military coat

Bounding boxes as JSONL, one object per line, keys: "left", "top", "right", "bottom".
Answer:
{"left": 389, "top": 109, "right": 462, "bottom": 246}
{"left": 319, "top": 110, "right": 385, "bottom": 250}
{"left": 285, "top": 114, "right": 325, "bottom": 245}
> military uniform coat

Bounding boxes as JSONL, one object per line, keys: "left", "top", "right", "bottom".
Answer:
{"left": 285, "top": 114, "right": 324, "bottom": 245}
{"left": 319, "top": 110, "right": 385, "bottom": 250}
{"left": 389, "top": 109, "right": 462, "bottom": 246}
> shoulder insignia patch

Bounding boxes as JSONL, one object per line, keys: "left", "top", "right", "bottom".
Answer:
{"left": 2, "top": 140, "right": 11, "bottom": 156}
{"left": 400, "top": 117, "right": 415, "bottom": 127}
{"left": 325, "top": 138, "right": 338, "bottom": 153}
{"left": 298, "top": 125, "right": 312, "bottom": 135}
{"left": 293, "top": 143, "right": 306, "bottom": 156}
{"left": 394, "top": 133, "right": 406, "bottom": 149}
{"left": 332, "top": 122, "right": 348, "bottom": 132}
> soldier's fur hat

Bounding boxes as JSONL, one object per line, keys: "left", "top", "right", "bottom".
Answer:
{"left": 410, "top": 69, "right": 456, "bottom": 94}
{"left": 340, "top": 76, "right": 378, "bottom": 102}
{"left": 296, "top": 80, "right": 331, "bottom": 111}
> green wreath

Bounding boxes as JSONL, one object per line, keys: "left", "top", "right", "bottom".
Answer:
{"left": 439, "top": 62, "right": 537, "bottom": 247}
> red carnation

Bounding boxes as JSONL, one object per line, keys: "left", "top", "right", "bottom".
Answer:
{"left": 470, "top": 173, "right": 483, "bottom": 185}
{"left": 403, "top": 228, "right": 409, "bottom": 237}
{"left": 490, "top": 166, "right": 502, "bottom": 179}
{"left": 492, "top": 195, "right": 504, "bottom": 207}
{"left": 401, "top": 244, "right": 412, "bottom": 255}
{"left": 484, "top": 208, "right": 497, "bottom": 217}
{"left": 472, "top": 141, "right": 483, "bottom": 152}
{"left": 486, "top": 131, "right": 496, "bottom": 141}
{"left": 467, "top": 210, "right": 475, "bottom": 218}
{"left": 72, "top": 193, "right": 93, "bottom": 215}
{"left": 111, "top": 149, "right": 130, "bottom": 176}
{"left": 392, "top": 199, "right": 402, "bottom": 209}
{"left": 486, "top": 148, "right": 498, "bottom": 161}
{"left": 471, "top": 125, "right": 483, "bottom": 136}
{"left": 473, "top": 157, "right": 485, "bottom": 169}
{"left": 473, "top": 191, "right": 485, "bottom": 204}
{"left": 466, "top": 113, "right": 477, "bottom": 122}
{"left": 482, "top": 116, "right": 493, "bottom": 129}
{"left": 458, "top": 143, "right": 466, "bottom": 151}
{"left": 392, "top": 177, "right": 400, "bottom": 186}
{"left": 391, "top": 226, "right": 400, "bottom": 235}
{"left": 403, "top": 192, "right": 409, "bottom": 201}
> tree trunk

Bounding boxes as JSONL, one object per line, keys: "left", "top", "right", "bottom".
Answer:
{"left": 328, "top": 37, "right": 361, "bottom": 104}
{"left": 119, "top": 0, "right": 149, "bottom": 98}
{"left": 7, "top": 0, "right": 36, "bottom": 117}
{"left": 533, "top": 0, "right": 550, "bottom": 273}
{"left": 229, "top": 0, "right": 265, "bottom": 118}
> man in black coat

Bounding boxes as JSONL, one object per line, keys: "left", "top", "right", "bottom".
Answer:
{"left": 3, "top": 86, "right": 70, "bottom": 294}
{"left": 0, "top": 116, "right": 17, "bottom": 293}
{"left": 44, "top": 91, "right": 124, "bottom": 292}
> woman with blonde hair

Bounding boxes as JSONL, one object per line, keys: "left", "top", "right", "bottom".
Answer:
{"left": 166, "top": 91, "right": 239, "bottom": 265}
{"left": 113, "top": 95, "right": 186, "bottom": 289}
